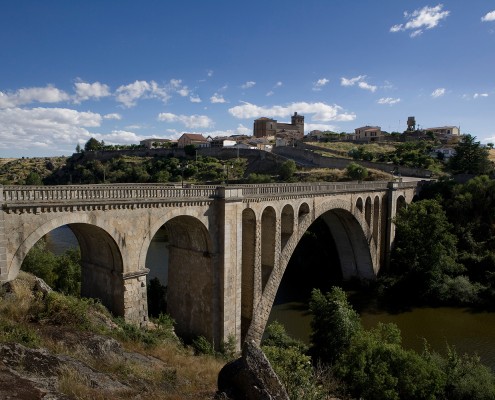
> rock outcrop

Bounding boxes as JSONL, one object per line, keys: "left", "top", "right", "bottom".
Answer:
{"left": 217, "top": 341, "right": 289, "bottom": 400}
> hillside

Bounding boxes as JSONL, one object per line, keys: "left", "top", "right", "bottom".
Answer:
{"left": 0, "top": 272, "right": 225, "bottom": 399}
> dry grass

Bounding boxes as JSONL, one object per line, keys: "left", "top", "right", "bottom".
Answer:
{"left": 307, "top": 141, "right": 398, "bottom": 156}
{"left": 1, "top": 272, "right": 225, "bottom": 399}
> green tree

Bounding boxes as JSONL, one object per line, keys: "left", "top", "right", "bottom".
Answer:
{"left": 279, "top": 160, "right": 296, "bottom": 181}
{"left": 336, "top": 323, "right": 445, "bottom": 400}
{"left": 390, "top": 199, "right": 466, "bottom": 303}
{"left": 309, "top": 287, "right": 361, "bottom": 364}
{"left": 84, "top": 137, "right": 104, "bottom": 152}
{"left": 25, "top": 171, "right": 42, "bottom": 185}
{"left": 449, "top": 134, "right": 492, "bottom": 175}
{"left": 346, "top": 162, "right": 368, "bottom": 181}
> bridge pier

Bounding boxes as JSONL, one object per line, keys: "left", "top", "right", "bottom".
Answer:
{"left": 122, "top": 270, "right": 149, "bottom": 326}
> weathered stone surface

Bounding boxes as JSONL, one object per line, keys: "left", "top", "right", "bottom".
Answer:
{"left": 217, "top": 341, "right": 289, "bottom": 400}
{"left": 0, "top": 342, "right": 128, "bottom": 393}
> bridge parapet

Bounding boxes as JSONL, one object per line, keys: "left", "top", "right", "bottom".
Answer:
{"left": 222, "top": 181, "right": 419, "bottom": 200}
{"left": 1, "top": 184, "right": 219, "bottom": 214}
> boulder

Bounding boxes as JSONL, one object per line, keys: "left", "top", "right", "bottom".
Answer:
{"left": 217, "top": 341, "right": 289, "bottom": 400}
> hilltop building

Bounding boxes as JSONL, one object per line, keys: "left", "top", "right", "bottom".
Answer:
{"left": 424, "top": 126, "right": 460, "bottom": 136}
{"left": 177, "top": 133, "right": 209, "bottom": 148}
{"left": 140, "top": 138, "right": 173, "bottom": 149}
{"left": 353, "top": 126, "right": 382, "bottom": 142}
{"left": 253, "top": 112, "right": 304, "bottom": 139}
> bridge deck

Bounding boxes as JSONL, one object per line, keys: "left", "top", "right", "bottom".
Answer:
{"left": 1, "top": 181, "right": 418, "bottom": 208}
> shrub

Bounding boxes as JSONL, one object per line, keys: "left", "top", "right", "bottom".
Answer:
{"left": 346, "top": 162, "right": 368, "bottom": 180}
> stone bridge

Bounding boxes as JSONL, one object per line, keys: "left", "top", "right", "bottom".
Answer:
{"left": 0, "top": 181, "right": 419, "bottom": 348}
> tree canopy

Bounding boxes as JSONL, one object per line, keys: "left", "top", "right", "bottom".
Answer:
{"left": 449, "top": 134, "right": 492, "bottom": 175}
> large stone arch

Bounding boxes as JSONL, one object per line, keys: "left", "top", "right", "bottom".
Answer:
{"left": 139, "top": 211, "right": 215, "bottom": 342}
{"left": 8, "top": 214, "right": 124, "bottom": 316}
{"left": 246, "top": 198, "right": 375, "bottom": 344}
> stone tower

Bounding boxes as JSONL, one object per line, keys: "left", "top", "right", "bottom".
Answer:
{"left": 291, "top": 112, "right": 304, "bottom": 134}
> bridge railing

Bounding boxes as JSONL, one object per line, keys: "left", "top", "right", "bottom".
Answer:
{"left": 1, "top": 183, "right": 218, "bottom": 204}
{"left": 1, "top": 181, "right": 420, "bottom": 205}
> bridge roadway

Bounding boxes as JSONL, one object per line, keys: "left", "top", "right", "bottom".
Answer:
{"left": 0, "top": 181, "right": 419, "bottom": 348}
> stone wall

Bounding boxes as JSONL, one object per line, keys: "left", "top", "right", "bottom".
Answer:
{"left": 274, "top": 145, "right": 433, "bottom": 178}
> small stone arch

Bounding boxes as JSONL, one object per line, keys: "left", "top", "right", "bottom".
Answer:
{"left": 356, "top": 197, "right": 364, "bottom": 213}
{"left": 373, "top": 196, "right": 380, "bottom": 247}
{"left": 397, "top": 195, "right": 407, "bottom": 213}
{"left": 365, "top": 196, "right": 372, "bottom": 227}
{"left": 261, "top": 206, "right": 277, "bottom": 291}
{"left": 241, "top": 208, "right": 256, "bottom": 342}
{"left": 281, "top": 204, "right": 294, "bottom": 250}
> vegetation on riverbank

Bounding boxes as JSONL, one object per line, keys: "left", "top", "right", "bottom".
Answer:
{"left": 263, "top": 287, "right": 495, "bottom": 400}
{"left": 0, "top": 271, "right": 225, "bottom": 399}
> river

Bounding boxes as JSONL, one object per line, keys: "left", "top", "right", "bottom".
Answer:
{"left": 44, "top": 225, "right": 495, "bottom": 370}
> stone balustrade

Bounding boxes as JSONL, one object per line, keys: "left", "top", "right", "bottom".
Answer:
{"left": 1, "top": 180, "right": 420, "bottom": 208}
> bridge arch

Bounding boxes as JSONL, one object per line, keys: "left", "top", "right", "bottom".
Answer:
{"left": 139, "top": 211, "right": 215, "bottom": 342}
{"left": 8, "top": 215, "right": 124, "bottom": 315}
{"left": 247, "top": 198, "right": 376, "bottom": 343}
{"left": 281, "top": 204, "right": 294, "bottom": 250}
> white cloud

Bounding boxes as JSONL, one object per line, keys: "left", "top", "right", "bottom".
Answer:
{"left": 115, "top": 80, "right": 169, "bottom": 108}
{"left": 74, "top": 81, "right": 111, "bottom": 102}
{"left": 341, "top": 75, "right": 376, "bottom": 92}
{"left": 378, "top": 97, "right": 401, "bottom": 105}
{"left": 157, "top": 112, "right": 214, "bottom": 128}
{"left": 241, "top": 81, "right": 256, "bottom": 89}
{"left": 0, "top": 85, "right": 70, "bottom": 108}
{"left": 275, "top": 81, "right": 283, "bottom": 87}
{"left": 305, "top": 123, "right": 338, "bottom": 132}
{"left": 390, "top": 4, "right": 450, "bottom": 37}
{"left": 313, "top": 78, "right": 329, "bottom": 91}
{"left": 190, "top": 95, "right": 202, "bottom": 103}
{"left": 482, "top": 11, "right": 495, "bottom": 22}
{"left": 341, "top": 75, "right": 365, "bottom": 87}
{"left": 207, "top": 70, "right": 214, "bottom": 77}
{"left": 358, "top": 81, "right": 377, "bottom": 92}
{"left": 210, "top": 93, "right": 226, "bottom": 103}
{"left": 183, "top": 124, "right": 253, "bottom": 138}
{"left": 266, "top": 91, "right": 274, "bottom": 97}
{"left": 103, "top": 113, "right": 122, "bottom": 120}
{"left": 228, "top": 101, "right": 356, "bottom": 122}
{"left": 474, "top": 93, "right": 489, "bottom": 99}
{"left": 0, "top": 107, "right": 103, "bottom": 153}
{"left": 99, "top": 130, "right": 142, "bottom": 144}
{"left": 431, "top": 88, "right": 446, "bottom": 98}
{"left": 169, "top": 79, "right": 190, "bottom": 97}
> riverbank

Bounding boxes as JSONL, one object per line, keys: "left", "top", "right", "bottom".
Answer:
{"left": 0, "top": 271, "right": 224, "bottom": 399}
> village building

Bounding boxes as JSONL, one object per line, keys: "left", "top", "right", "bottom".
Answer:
{"left": 353, "top": 126, "right": 382, "bottom": 142}
{"left": 253, "top": 112, "right": 304, "bottom": 140}
{"left": 139, "top": 138, "right": 174, "bottom": 149}
{"left": 177, "top": 133, "right": 209, "bottom": 148}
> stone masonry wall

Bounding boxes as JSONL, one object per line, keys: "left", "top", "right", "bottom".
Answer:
{"left": 274, "top": 145, "right": 433, "bottom": 178}
{"left": 123, "top": 272, "right": 149, "bottom": 327}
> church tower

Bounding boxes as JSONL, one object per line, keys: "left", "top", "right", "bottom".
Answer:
{"left": 291, "top": 112, "right": 304, "bottom": 134}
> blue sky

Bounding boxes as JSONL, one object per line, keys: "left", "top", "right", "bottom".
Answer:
{"left": 1, "top": 1, "right": 494, "bottom": 158}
